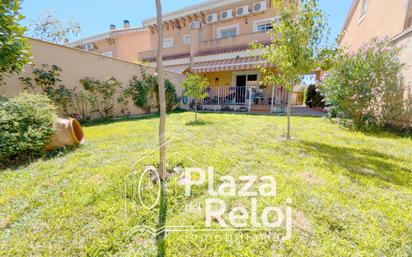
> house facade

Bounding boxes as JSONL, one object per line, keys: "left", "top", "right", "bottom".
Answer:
{"left": 67, "top": 20, "right": 152, "bottom": 62}
{"left": 140, "top": 0, "right": 289, "bottom": 112}
{"left": 340, "top": 0, "right": 412, "bottom": 103}
{"left": 339, "top": 0, "right": 412, "bottom": 51}
{"left": 68, "top": 0, "right": 301, "bottom": 113}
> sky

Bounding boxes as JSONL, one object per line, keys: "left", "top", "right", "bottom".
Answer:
{"left": 20, "top": 0, "right": 353, "bottom": 44}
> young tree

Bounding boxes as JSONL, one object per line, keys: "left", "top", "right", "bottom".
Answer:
{"left": 182, "top": 74, "right": 209, "bottom": 121}
{"left": 0, "top": 0, "right": 31, "bottom": 82}
{"left": 251, "top": 0, "right": 330, "bottom": 139}
{"left": 155, "top": 0, "right": 167, "bottom": 256}
{"left": 29, "top": 10, "right": 81, "bottom": 44}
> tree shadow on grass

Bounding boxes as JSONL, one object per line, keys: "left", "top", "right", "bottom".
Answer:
{"left": 0, "top": 146, "right": 78, "bottom": 171}
{"left": 299, "top": 140, "right": 411, "bottom": 187}
{"left": 185, "top": 120, "right": 213, "bottom": 126}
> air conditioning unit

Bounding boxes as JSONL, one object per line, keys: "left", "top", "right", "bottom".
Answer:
{"left": 253, "top": 1, "right": 267, "bottom": 13}
{"left": 220, "top": 9, "right": 233, "bottom": 20}
{"left": 236, "top": 5, "right": 249, "bottom": 17}
{"left": 206, "top": 13, "right": 218, "bottom": 24}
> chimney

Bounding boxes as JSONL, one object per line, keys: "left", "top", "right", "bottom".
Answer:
{"left": 110, "top": 24, "right": 116, "bottom": 30}
{"left": 123, "top": 20, "right": 130, "bottom": 29}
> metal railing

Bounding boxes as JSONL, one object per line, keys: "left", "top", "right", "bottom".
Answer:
{"left": 183, "top": 86, "right": 289, "bottom": 113}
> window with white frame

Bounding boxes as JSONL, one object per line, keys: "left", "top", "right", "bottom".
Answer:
{"left": 254, "top": 18, "right": 276, "bottom": 32}
{"left": 102, "top": 51, "right": 113, "bottom": 57}
{"left": 163, "top": 38, "right": 174, "bottom": 48}
{"left": 219, "top": 26, "right": 238, "bottom": 39}
{"left": 183, "top": 34, "right": 191, "bottom": 45}
{"left": 360, "top": 0, "right": 368, "bottom": 18}
{"left": 84, "top": 43, "right": 94, "bottom": 51}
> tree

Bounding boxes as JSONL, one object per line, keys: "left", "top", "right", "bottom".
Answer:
{"left": 182, "top": 74, "right": 209, "bottom": 121}
{"left": 29, "top": 10, "right": 81, "bottom": 44}
{"left": 251, "top": 0, "right": 330, "bottom": 139}
{"left": 155, "top": 0, "right": 167, "bottom": 256}
{"left": 0, "top": 0, "right": 31, "bottom": 82}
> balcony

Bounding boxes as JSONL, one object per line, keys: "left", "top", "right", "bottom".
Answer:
{"left": 139, "top": 44, "right": 190, "bottom": 62}
{"left": 198, "top": 31, "right": 269, "bottom": 53}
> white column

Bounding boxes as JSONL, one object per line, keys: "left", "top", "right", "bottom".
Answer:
{"left": 271, "top": 85, "right": 275, "bottom": 113}
{"left": 217, "top": 87, "right": 220, "bottom": 105}
{"left": 248, "top": 87, "right": 252, "bottom": 112}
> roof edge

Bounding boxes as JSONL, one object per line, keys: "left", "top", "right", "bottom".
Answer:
{"left": 338, "top": 0, "right": 360, "bottom": 44}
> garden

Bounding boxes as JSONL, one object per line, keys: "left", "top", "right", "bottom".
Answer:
{"left": 1, "top": 112, "right": 411, "bottom": 256}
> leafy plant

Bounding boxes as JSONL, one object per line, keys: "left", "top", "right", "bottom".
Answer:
{"left": 305, "top": 84, "right": 324, "bottom": 108}
{"left": 321, "top": 39, "right": 410, "bottom": 130}
{"left": 124, "top": 71, "right": 178, "bottom": 113}
{"left": 124, "top": 74, "right": 156, "bottom": 113}
{"left": 79, "top": 77, "right": 121, "bottom": 119}
{"left": 19, "top": 64, "right": 74, "bottom": 116}
{"left": 182, "top": 74, "right": 209, "bottom": 121}
{"left": 0, "top": 93, "right": 57, "bottom": 161}
{"left": 251, "top": 0, "right": 331, "bottom": 139}
{"left": 0, "top": 0, "right": 31, "bottom": 82}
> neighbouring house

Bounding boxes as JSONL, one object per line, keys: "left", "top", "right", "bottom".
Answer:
{"left": 67, "top": 20, "right": 152, "bottom": 62}
{"left": 339, "top": 0, "right": 412, "bottom": 102}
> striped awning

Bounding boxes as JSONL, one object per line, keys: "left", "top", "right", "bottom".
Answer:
{"left": 192, "top": 56, "right": 269, "bottom": 73}
{"left": 164, "top": 65, "right": 189, "bottom": 74}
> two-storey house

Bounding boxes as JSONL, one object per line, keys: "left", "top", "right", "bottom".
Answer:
{"left": 67, "top": 20, "right": 152, "bottom": 62}
{"left": 140, "top": 0, "right": 288, "bottom": 112}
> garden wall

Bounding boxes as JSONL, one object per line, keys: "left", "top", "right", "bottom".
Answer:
{"left": 1, "top": 38, "right": 185, "bottom": 118}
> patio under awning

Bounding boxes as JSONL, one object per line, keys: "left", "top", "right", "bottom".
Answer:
{"left": 164, "top": 64, "right": 189, "bottom": 74}
{"left": 192, "top": 56, "right": 270, "bottom": 73}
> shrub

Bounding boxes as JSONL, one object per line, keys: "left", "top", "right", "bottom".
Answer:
{"left": 0, "top": 93, "right": 57, "bottom": 161}
{"left": 20, "top": 64, "right": 73, "bottom": 116}
{"left": 79, "top": 77, "right": 121, "bottom": 119}
{"left": 321, "top": 39, "right": 408, "bottom": 130}
{"left": 124, "top": 72, "right": 179, "bottom": 113}
{"left": 305, "top": 84, "right": 324, "bottom": 108}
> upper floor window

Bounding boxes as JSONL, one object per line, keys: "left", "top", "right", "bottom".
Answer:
{"left": 254, "top": 18, "right": 276, "bottom": 32}
{"left": 84, "top": 43, "right": 94, "bottom": 51}
{"left": 102, "top": 51, "right": 113, "bottom": 57}
{"left": 360, "top": 0, "right": 368, "bottom": 18}
{"left": 183, "top": 34, "right": 191, "bottom": 45}
{"left": 218, "top": 25, "right": 239, "bottom": 39}
{"left": 163, "top": 38, "right": 174, "bottom": 48}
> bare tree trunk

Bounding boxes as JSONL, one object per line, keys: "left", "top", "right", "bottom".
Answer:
{"left": 287, "top": 92, "right": 291, "bottom": 139}
{"left": 194, "top": 99, "right": 198, "bottom": 121}
{"left": 155, "top": 0, "right": 167, "bottom": 256}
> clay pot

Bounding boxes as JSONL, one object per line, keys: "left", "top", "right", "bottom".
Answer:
{"left": 46, "top": 118, "right": 86, "bottom": 150}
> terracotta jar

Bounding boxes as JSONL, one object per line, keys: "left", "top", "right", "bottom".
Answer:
{"left": 46, "top": 118, "right": 86, "bottom": 150}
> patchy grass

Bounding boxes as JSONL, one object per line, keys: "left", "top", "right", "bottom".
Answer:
{"left": 0, "top": 112, "right": 411, "bottom": 256}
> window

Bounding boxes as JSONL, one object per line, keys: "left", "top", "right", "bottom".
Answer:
{"left": 219, "top": 26, "right": 238, "bottom": 39}
{"left": 84, "top": 43, "right": 94, "bottom": 51}
{"left": 360, "top": 0, "right": 368, "bottom": 18}
{"left": 247, "top": 74, "right": 258, "bottom": 81}
{"left": 183, "top": 34, "right": 191, "bottom": 45}
{"left": 163, "top": 38, "right": 174, "bottom": 48}
{"left": 102, "top": 51, "right": 113, "bottom": 57}
{"left": 256, "top": 22, "right": 273, "bottom": 32}
{"left": 254, "top": 18, "right": 277, "bottom": 32}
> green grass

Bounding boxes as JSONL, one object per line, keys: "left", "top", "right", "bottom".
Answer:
{"left": 1, "top": 112, "right": 411, "bottom": 256}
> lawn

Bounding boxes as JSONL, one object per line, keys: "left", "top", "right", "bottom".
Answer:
{"left": 0, "top": 112, "right": 411, "bottom": 256}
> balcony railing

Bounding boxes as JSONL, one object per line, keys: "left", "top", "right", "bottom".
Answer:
{"left": 182, "top": 85, "right": 289, "bottom": 113}
{"left": 198, "top": 31, "right": 269, "bottom": 52}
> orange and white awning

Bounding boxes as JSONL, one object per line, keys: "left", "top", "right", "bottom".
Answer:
{"left": 192, "top": 56, "right": 270, "bottom": 73}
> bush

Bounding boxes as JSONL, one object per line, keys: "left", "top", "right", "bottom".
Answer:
{"left": 0, "top": 93, "right": 57, "bottom": 161}
{"left": 20, "top": 64, "right": 74, "bottom": 116}
{"left": 321, "top": 39, "right": 408, "bottom": 130}
{"left": 124, "top": 71, "right": 179, "bottom": 113}
{"left": 305, "top": 84, "right": 324, "bottom": 108}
